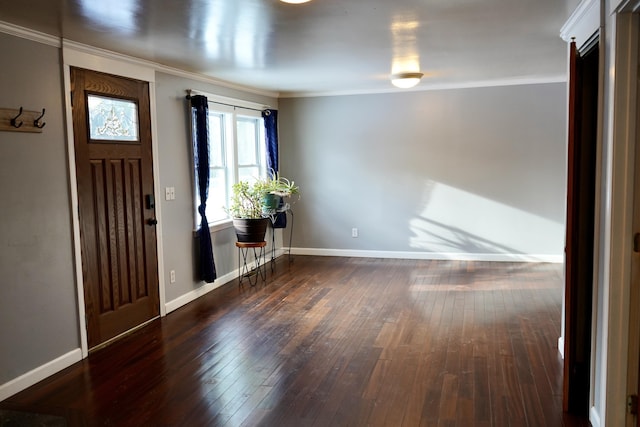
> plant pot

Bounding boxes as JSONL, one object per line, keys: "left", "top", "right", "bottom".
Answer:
{"left": 232, "top": 218, "right": 269, "bottom": 242}
{"left": 262, "top": 193, "right": 280, "bottom": 211}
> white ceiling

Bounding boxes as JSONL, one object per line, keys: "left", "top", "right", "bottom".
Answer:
{"left": 0, "top": 0, "right": 580, "bottom": 97}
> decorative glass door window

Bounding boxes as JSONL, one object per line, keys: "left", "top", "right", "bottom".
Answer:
{"left": 87, "top": 95, "right": 139, "bottom": 142}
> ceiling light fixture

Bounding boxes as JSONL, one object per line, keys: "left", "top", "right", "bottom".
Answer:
{"left": 280, "top": 0, "right": 312, "bottom": 3}
{"left": 390, "top": 72, "right": 424, "bottom": 89}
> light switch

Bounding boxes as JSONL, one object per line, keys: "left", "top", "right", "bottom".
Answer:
{"left": 165, "top": 187, "right": 175, "bottom": 201}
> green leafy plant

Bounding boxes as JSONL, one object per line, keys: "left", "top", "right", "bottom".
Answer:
{"left": 228, "top": 180, "right": 267, "bottom": 219}
{"left": 264, "top": 171, "right": 299, "bottom": 197}
{"left": 228, "top": 172, "right": 300, "bottom": 219}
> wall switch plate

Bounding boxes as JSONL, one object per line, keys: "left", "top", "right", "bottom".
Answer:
{"left": 165, "top": 187, "right": 175, "bottom": 201}
{"left": 170, "top": 270, "right": 176, "bottom": 283}
{"left": 352, "top": 228, "right": 358, "bottom": 238}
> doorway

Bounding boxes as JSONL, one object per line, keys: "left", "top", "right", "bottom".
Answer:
{"left": 71, "top": 67, "right": 160, "bottom": 350}
{"left": 563, "top": 39, "right": 599, "bottom": 415}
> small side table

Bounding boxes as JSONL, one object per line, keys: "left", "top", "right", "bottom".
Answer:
{"left": 236, "top": 241, "right": 267, "bottom": 287}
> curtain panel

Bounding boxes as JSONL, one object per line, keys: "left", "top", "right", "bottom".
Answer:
{"left": 191, "top": 95, "right": 217, "bottom": 283}
{"left": 262, "top": 109, "right": 286, "bottom": 228}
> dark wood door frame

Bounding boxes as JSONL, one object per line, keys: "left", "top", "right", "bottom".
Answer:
{"left": 563, "top": 39, "right": 599, "bottom": 415}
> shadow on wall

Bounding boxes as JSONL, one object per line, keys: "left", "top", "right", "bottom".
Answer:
{"left": 410, "top": 216, "right": 523, "bottom": 256}
{"left": 409, "top": 180, "right": 564, "bottom": 256}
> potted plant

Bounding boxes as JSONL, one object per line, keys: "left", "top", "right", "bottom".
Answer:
{"left": 262, "top": 172, "right": 299, "bottom": 211}
{"left": 228, "top": 174, "right": 299, "bottom": 242}
{"left": 229, "top": 180, "right": 270, "bottom": 242}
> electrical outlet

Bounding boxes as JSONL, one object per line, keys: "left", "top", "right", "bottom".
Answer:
{"left": 170, "top": 270, "right": 176, "bottom": 283}
{"left": 352, "top": 228, "right": 358, "bottom": 238}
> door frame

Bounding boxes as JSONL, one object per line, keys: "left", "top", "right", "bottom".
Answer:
{"left": 562, "top": 2, "right": 640, "bottom": 425}
{"left": 62, "top": 43, "right": 166, "bottom": 357}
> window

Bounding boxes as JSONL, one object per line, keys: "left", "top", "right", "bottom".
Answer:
{"left": 87, "top": 95, "right": 139, "bottom": 141}
{"left": 193, "top": 102, "right": 267, "bottom": 226}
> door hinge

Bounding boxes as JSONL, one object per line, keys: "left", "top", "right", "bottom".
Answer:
{"left": 634, "top": 233, "right": 640, "bottom": 253}
{"left": 628, "top": 394, "right": 638, "bottom": 414}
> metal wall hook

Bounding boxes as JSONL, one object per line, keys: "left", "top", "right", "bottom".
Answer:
{"left": 10, "top": 107, "right": 23, "bottom": 128}
{"left": 34, "top": 108, "right": 46, "bottom": 129}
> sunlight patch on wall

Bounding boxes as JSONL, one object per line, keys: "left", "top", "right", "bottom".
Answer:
{"left": 409, "top": 181, "right": 564, "bottom": 256}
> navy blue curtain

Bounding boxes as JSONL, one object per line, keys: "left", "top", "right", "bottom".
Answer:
{"left": 262, "top": 109, "right": 279, "bottom": 177}
{"left": 262, "top": 109, "right": 286, "bottom": 228}
{"left": 191, "top": 95, "right": 217, "bottom": 283}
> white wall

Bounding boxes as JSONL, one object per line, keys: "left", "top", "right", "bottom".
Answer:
{"left": 0, "top": 21, "right": 570, "bottom": 405}
{"left": 0, "top": 33, "right": 79, "bottom": 387}
{"left": 154, "top": 71, "right": 277, "bottom": 305}
{"left": 279, "top": 83, "right": 567, "bottom": 261}
{"left": 0, "top": 29, "right": 279, "bottom": 399}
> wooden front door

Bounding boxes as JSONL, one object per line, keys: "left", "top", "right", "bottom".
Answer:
{"left": 71, "top": 67, "right": 159, "bottom": 349}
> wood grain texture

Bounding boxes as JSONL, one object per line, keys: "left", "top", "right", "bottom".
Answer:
{"left": 2, "top": 257, "right": 590, "bottom": 426}
{"left": 72, "top": 67, "right": 158, "bottom": 348}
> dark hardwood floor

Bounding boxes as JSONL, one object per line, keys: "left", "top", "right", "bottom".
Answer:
{"left": 1, "top": 256, "right": 590, "bottom": 426}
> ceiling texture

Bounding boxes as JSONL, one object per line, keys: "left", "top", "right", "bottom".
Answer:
{"left": 0, "top": 0, "right": 580, "bottom": 97}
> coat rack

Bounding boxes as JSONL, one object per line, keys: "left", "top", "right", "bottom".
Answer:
{"left": 0, "top": 107, "right": 46, "bottom": 133}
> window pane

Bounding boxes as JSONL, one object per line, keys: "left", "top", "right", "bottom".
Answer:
{"left": 194, "top": 104, "right": 267, "bottom": 227}
{"left": 238, "top": 166, "right": 260, "bottom": 184}
{"left": 237, "top": 118, "right": 258, "bottom": 165}
{"left": 201, "top": 168, "right": 228, "bottom": 223}
{"left": 87, "top": 95, "right": 139, "bottom": 141}
{"left": 208, "top": 113, "right": 225, "bottom": 168}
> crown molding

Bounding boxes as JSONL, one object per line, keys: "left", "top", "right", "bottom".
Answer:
{"left": 281, "top": 75, "right": 567, "bottom": 99}
{"left": 0, "top": 20, "right": 278, "bottom": 99}
{"left": 560, "top": 0, "right": 600, "bottom": 46}
{"left": 0, "top": 20, "right": 60, "bottom": 47}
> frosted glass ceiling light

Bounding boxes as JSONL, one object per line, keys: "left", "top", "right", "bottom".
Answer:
{"left": 280, "top": 0, "right": 312, "bottom": 3}
{"left": 391, "top": 72, "right": 424, "bottom": 88}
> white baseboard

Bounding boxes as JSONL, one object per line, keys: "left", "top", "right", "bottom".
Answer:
{"left": 165, "top": 271, "right": 235, "bottom": 313}
{"left": 288, "top": 247, "right": 564, "bottom": 263}
{"left": 558, "top": 337, "right": 565, "bottom": 359}
{"left": 164, "top": 248, "right": 287, "bottom": 314}
{"left": 0, "top": 348, "right": 82, "bottom": 402}
{"left": 589, "top": 406, "right": 601, "bottom": 427}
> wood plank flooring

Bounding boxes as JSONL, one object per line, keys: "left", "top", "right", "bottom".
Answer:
{"left": 1, "top": 256, "right": 591, "bottom": 426}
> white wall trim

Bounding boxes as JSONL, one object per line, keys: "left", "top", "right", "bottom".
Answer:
{"left": 282, "top": 75, "right": 567, "bottom": 99}
{"left": 611, "top": 0, "right": 640, "bottom": 15}
{"left": 162, "top": 68, "right": 278, "bottom": 99}
{"left": 0, "top": 349, "right": 82, "bottom": 402}
{"left": 164, "top": 248, "right": 287, "bottom": 313}
{"left": 62, "top": 61, "right": 89, "bottom": 359}
{"left": 558, "top": 337, "right": 565, "bottom": 359}
{"left": 0, "top": 20, "right": 60, "bottom": 47}
{"left": 598, "top": 10, "right": 638, "bottom": 427}
{"left": 0, "top": 20, "right": 278, "bottom": 98}
{"left": 560, "top": 0, "right": 600, "bottom": 45}
{"left": 63, "top": 41, "right": 156, "bottom": 83}
{"left": 60, "top": 40, "right": 278, "bottom": 98}
{"left": 289, "top": 248, "right": 563, "bottom": 263}
{"left": 149, "top": 81, "right": 167, "bottom": 318}
{"left": 62, "top": 46, "right": 163, "bottom": 356}
{"left": 165, "top": 271, "right": 236, "bottom": 314}
{"left": 589, "top": 406, "right": 602, "bottom": 427}
{"left": 188, "top": 89, "right": 272, "bottom": 111}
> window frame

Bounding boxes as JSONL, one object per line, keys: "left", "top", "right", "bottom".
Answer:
{"left": 192, "top": 98, "right": 268, "bottom": 232}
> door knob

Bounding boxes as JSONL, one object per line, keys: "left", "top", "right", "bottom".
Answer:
{"left": 147, "top": 218, "right": 158, "bottom": 226}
